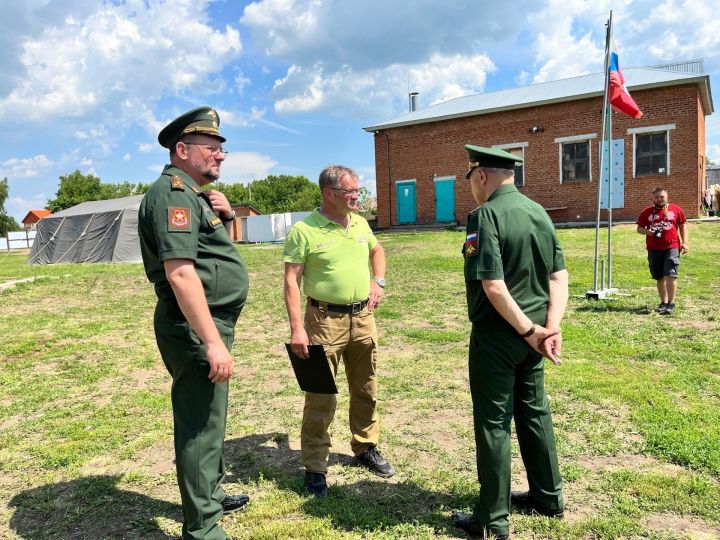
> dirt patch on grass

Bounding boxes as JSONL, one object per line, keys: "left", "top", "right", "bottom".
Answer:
{"left": 645, "top": 513, "right": 720, "bottom": 538}
{"left": 667, "top": 319, "right": 718, "bottom": 331}
{"left": 573, "top": 453, "right": 687, "bottom": 476}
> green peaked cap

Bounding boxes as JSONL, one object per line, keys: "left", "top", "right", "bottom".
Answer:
{"left": 464, "top": 144, "right": 522, "bottom": 178}
{"left": 158, "top": 106, "right": 226, "bottom": 149}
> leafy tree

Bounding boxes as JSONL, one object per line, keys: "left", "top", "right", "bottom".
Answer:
{"left": 246, "top": 175, "right": 321, "bottom": 214}
{"left": 357, "top": 187, "right": 377, "bottom": 216}
{"left": 46, "top": 171, "right": 150, "bottom": 212}
{"left": 214, "top": 182, "right": 250, "bottom": 205}
{"left": 46, "top": 170, "right": 104, "bottom": 212}
{"left": 212, "top": 176, "right": 321, "bottom": 214}
{"left": 0, "top": 178, "right": 22, "bottom": 236}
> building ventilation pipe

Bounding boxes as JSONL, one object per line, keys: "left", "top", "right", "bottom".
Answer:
{"left": 409, "top": 92, "right": 419, "bottom": 112}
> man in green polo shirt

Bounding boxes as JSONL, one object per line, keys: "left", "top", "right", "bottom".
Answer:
{"left": 283, "top": 164, "right": 393, "bottom": 497}
{"left": 138, "top": 106, "right": 249, "bottom": 540}
{"left": 452, "top": 145, "right": 569, "bottom": 540}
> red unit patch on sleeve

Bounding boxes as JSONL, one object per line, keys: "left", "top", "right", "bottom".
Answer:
{"left": 169, "top": 207, "right": 191, "bottom": 230}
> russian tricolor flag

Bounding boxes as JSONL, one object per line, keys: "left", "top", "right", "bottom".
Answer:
{"left": 609, "top": 48, "right": 643, "bottom": 119}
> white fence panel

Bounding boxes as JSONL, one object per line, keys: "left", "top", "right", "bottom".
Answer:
{"left": 2, "top": 231, "right": 36, "bottom": 250}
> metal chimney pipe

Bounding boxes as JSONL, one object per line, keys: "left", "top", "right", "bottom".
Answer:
{"left": 409, "top": 92, "right": 419, "bottom": 112}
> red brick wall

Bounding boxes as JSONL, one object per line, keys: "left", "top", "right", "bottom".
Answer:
{"left": 373, "top": 83, "right": 706, "bottom": 227}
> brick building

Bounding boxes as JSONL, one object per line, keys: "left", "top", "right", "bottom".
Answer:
{"left": 364, "top": 60, "right": 714, "bottom": 227}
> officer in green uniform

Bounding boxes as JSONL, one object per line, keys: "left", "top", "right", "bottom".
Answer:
{"left": 453, "top": 145, "right": 569, "bottom": 540}
{"left": 138, "top": 106, "right": 249, "bottom": 540}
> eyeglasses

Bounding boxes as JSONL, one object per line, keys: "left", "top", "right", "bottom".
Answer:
{"left": 183, "top": 142, "right": 228, "bottom": 156}
{"left": 331, "top": 188, "right": 360, "bottom": 196}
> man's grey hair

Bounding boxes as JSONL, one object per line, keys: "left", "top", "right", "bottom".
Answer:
{"left": 319, "top": 165, "right": 358, "bottom": 190}
{"left": 480, "top": 167, "right": 515, "bottom": 180}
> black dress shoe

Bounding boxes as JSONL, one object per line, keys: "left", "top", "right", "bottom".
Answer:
{"left": 510, "top": 491, "right": 564, "bottom": 518}
{"left": 355, "top": 446, "right": 395, "bottom": 478}
{"left": 222, "top": 494, "right": 250, "bottom": 514}
{"left": 304, "top": 471, "right": 327, "bottom": 498}
{"left": 452, "top": 512, "right": 509, "bottom": 539}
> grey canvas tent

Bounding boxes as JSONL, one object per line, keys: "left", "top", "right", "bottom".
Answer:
{"left": 28, "top": 195, "right": 143, "bottom": 264}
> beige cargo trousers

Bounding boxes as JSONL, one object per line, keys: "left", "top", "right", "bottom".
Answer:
{"left": 301, "top": 300, "right": 380, "bottom": 473}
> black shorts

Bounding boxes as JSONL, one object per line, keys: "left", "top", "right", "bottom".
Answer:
{"left": 648, "top": 248, "right": 679, "bottom": 280}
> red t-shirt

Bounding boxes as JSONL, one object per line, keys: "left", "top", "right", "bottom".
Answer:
{"left": 636, "top": 203, "right": 686, "bottom": 250}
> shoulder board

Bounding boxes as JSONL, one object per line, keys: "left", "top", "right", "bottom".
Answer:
{"left": 170, "top": 176, "right": 185, "bottom": 191}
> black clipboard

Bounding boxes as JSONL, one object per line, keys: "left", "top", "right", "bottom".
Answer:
{"left": 285, "top": 344, "right": 338, "bottom": 394}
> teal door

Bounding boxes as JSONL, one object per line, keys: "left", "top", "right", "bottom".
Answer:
{"left": 435, "top": 178, "right": 455, "bottom": 222}
{"left": 396, "top": 181, "right": 416, "bottom": 224}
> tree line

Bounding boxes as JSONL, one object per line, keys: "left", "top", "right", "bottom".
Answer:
{"left": 0, "top": 170, "right": 376, "bottom": 237}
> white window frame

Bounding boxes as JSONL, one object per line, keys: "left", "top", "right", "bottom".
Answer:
{"left": 628, "top": 124, "right": 676, "bottom": 177}
{"left": 555, "top": 133, "right": 597, "bottom": 183}
{"left": 492, "top": 142, "right": 528, "bottom": 187}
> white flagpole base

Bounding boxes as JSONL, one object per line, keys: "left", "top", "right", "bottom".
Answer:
{"left": 585, "top": 288, "right": 619, "bottom": 300}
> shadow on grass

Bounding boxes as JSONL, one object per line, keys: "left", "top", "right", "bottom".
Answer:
{"left": 9, "top": 475, "right": 179, "bottom": 539}
{"left": 225, "top": 433, "right": 469, "bottom": 536}
{"left": 575, "top": 302, "right": 652, "bottom": 315}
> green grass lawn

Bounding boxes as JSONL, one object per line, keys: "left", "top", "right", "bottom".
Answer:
{"left": 0, "top": 222, "right": 718, "bottom": 539}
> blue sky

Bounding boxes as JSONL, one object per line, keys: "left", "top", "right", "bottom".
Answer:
{"left": 1, "top": 0, "right": 718, "bottom": 222}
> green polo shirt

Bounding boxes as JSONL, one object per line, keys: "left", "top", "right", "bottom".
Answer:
{"left": 463, "top": 184, "right": 565, "bottom": 325}
{"left": 283, "top": 209, "right": 377, "bottom": 304}
{"left": 138, "top": 165, "right": 249, "bottom": 314}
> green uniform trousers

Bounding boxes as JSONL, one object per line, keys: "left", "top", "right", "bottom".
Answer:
{"left": 469, "top": 322, "right": 563, "bottom": 536}
{"left": 154, "top": 302, "right": 237, "bottom": 540}
{"left": 301, "top": 301, "right": 379, "bottom": 474}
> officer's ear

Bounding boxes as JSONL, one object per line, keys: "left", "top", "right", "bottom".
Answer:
{"left": 175, "top": 140, "right": 190, "bottom": 160}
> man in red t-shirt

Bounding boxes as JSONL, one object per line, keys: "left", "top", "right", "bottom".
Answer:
{"left": 636, "top": 187, "right": 688, "bottom": 314}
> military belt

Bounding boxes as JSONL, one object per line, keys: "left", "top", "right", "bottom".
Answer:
{"left": 309, "top": 297, "right": 369, "bottom": 314}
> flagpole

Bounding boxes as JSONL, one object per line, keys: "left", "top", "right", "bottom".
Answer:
{"left": 606, "top": 13, "right": 614, "bottom": 289}
{"left": 592, "top": 11, "right": 612, "bottom": 294}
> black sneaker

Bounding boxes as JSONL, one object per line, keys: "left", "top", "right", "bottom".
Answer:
{"left": 660, "top": 302, "right": 675, "bottom": 315}
{"left": 304, "top": 471, "right": 327, "bottom": 498}
{"left": 655, "top": 302, "right": 668, "bottom": 313}
{"left": 355, "top": 446, "right": 395, "bottom": 478}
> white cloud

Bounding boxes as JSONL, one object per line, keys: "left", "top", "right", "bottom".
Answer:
{"left": 630, "top": 0, "right": 720, "bottom": 62}
{"left": 234, "top": 72, "right": 251, "bottom": 94}
{"left": 219, "top": 152, "right": 277, "bottom": 183}
{"left": 138, "top": 143, "right": 155, "bottom": 153}
{"left": 0, "top": 0, "right": 242, "bottom": 130}
{"left": 0, "top": 155, "right": 53, "bottom": 178}
{"left": 707, "top": 144, "right": 720, "bottom": 164}
{"left": 526, "top": 0, "right": 618, "bottom": 83}
{"left": 273, "top": 53, "right": 495, "bottom": 116}
{"left": 242, "top": 0, "right": 527, "bottom": 116}
{"left": 123, "top": 153, "right": 131, "bottom": 161}
{"left": 7, "top": 193, "right": 50, "bottom": 218}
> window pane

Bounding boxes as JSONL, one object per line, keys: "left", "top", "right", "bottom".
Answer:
{"left": 651, "top": 133, "right": 667, "bottom": 152}
{"left": 652, "top": 154, "right": 667, "bottom": 174}
{"left": 637, "top": 134, "right": 651, "bottom": 154}
{"left": 564, "top": 143, "right": 575, "bottom": 160}
{"left": 514, "top": 165, "right": 524, "bottom": 186}
{"left": 575, "top": 160, "right": 588, "bottom": 180}
{"left": 576, "top": 142, "right": 588, "bottom": 159}
{"left": 637, "top": 155, "right": 652, "bottom": 175}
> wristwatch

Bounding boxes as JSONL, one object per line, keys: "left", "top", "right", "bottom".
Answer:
{"left": 372, "top": 278, "right": 386, "bottom": 288}
{"left": 220, "top": 210, "right": 236, "bottom": 223}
